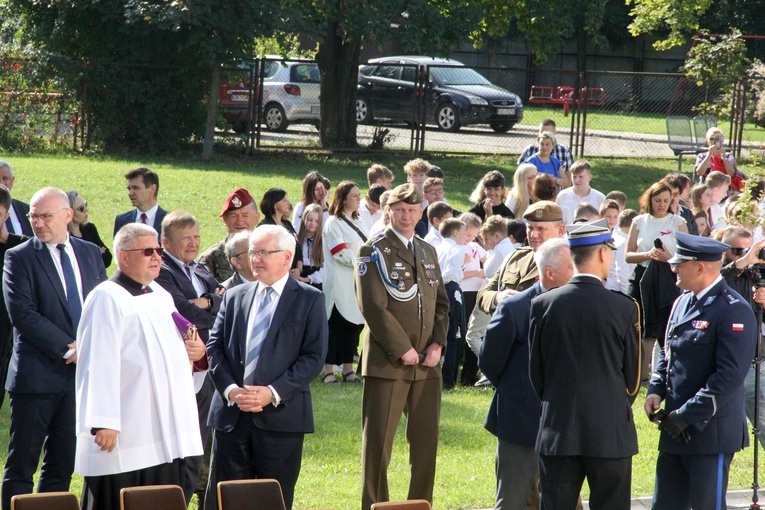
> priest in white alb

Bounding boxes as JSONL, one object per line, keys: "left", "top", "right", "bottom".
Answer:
{"left": 75, "top": 223, "right": 205, "bottom": 510}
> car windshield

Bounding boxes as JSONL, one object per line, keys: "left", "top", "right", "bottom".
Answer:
{"left": 430, "top": 67, "right": 491, "bottom": 86}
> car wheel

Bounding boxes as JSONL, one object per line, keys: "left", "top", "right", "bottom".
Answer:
{"left": 264, "top": 103, "right": 289, "bottom": 132}
{"left": 356, "top": 97, "right": 373, "bottom": 124}
{"left": 436, "top": 103, "right": 461, "bottom": 132}
{"left": 490, "top": 121, "right": 515, "bottom": 133}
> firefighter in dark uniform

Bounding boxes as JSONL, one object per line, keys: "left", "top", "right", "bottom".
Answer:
{"left": 645, "top": 231, "right": 757, "bottom": 510}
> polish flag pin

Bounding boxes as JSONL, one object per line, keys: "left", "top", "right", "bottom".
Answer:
{"left": 732, "top": 323, "right": 745, "bottom": 332}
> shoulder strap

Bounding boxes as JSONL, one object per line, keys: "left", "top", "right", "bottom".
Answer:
{"left": 341, "top": 216, "right": 367, "bottom": 243}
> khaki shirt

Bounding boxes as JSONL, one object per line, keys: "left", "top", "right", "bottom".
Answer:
{"left": 476, "top": 246, "right": 539, "bottom": 314}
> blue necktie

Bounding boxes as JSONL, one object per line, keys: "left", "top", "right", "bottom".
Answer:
{"left": 243, "top": 287, "right": 275, "bottom": 385}
{"left": 57, "top": 244, "right": 82, "bottom": 329}
{"left": 5, "top": 216, "right": 14, "bottom": 234}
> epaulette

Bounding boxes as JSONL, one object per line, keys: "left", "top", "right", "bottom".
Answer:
{"left": 721, "top": 289, "right": 740, "bottom": 305}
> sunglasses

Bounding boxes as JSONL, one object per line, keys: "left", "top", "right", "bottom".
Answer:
{"left": 123, "top": 247, "right": 164, "bottom": 257}
{"left": 729, "top": 247, "right": 746, "bottom": 256}
{"left": 76, "top": 202, "right": 88, "bottom": 213}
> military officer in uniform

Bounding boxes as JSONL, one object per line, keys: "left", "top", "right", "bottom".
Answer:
{"left": 199, "top": 188, "right": 260, "bottom": 282}
{"left": 645, "top": 231, "right": 756, "bottom": 510}
{"left": 476, "top": 201, "right": 566, "bottom": 314}
{"left": 529, "top": 220, "right": 641, "bottom": 510}
{"left": 355, "top": 183, "right": 450, "bottom": 510}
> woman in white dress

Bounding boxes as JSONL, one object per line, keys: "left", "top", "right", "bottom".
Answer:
{"left": 321, "top": 181, "right": 369, "bottom": 383}
{"left": 625, "top": 181, "right": 688, "bottom": 383}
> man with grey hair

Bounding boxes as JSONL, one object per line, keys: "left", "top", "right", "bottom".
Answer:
{"left": 75, "top": 223, "right": 204, "bottom": 509}
{"left": 2, "top": 187, "right": 106, "bottom": 510}
{"left": 205, "top": 225, "right": 327, "bottom": 510}
{"left": 0, "top": 159, "right": 32, "bottom": 236}
{"left": 221, "top": 231, "right": 256, "bottom": 289}
{"left": 479, "top": 238, "right": 574, "bottom": 510}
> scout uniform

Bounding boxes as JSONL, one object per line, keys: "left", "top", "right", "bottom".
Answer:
{"left": 355, "top": 184, "right": 450, "bottom": 510}
{"left": 648, "top": 231, "right": 757, "bottom": 510}
{"left": 198, "top": 188, "right": 255, "bottom": 282}
{"left": 476, "top": 201, "right": 562, "bottom": 314}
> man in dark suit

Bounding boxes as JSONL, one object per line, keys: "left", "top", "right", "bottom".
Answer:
{"left": 529, "top": 221, "right": 641, "bottom": 510}
{"left": 479, "top": 238, "right": 573, "bottom": 510}
{"left": 0, "top": 185, "right": 30, "bottom": 410}
{"left": 220, "top": 231, "right": 256, "bottom": 290}
{"left": 0, "top": 160, "right": 33, "bottom": 236}
{"left": 113, "top": 167, "right": 167, "bottom": 237}
{"left": 1, "top": 187, "right": 106, "bottom": 510}
{"left": 205, "top": 225, "right": 327, "bottom": 510}
{"left": 645, "top": 231, "right": 757, "bottom": 510}
{"left": 155, "top": 210, "right": 224, "bottom": 504}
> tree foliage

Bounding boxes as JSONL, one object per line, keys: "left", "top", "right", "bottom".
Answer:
{"left": 2, "top": 0, "right": 277, "bottom": 153}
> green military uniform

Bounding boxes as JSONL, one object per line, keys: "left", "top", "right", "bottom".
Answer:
{"left": 355, "top": 184, "right": 449, "bottom": 510}
{"left": 476, "top": 247, "right": 538, "bottom": 314}
{"left": 198, "top": 235, "right": 234, "bottom": 283}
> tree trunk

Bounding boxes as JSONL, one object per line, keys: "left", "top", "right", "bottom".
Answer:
{"left": 316, "top": 25, "right": 361, "bottom": 149}
{"left": 202, "top": 64, "right": 221, "bottom": 159}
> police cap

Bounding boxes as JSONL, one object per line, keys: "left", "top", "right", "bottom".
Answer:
{"left": 566, "top": 219, "right": 616, "bottom": 249}
{"left": 668, "top": 230, "right": 730, "bottom": 264}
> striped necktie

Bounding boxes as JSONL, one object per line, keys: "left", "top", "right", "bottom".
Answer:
{"left": 243, "top": 287, "right": 275, "bottom": 385}
{"left": 57, "top": 244, "right": 82, "bottom": 329}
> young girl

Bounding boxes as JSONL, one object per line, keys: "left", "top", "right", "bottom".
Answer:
{"left": 693, "top": 209, "right": 710, "bottom": 237}
{"left": 297, "top": 203, "right": 324, "bottom": 290}
{"left": 458, "top": 212, "right": 486, "bottom": 386}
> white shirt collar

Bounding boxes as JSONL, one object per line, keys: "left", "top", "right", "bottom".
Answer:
{"left": 257, "top": 272, "right": 290, "bottom": 298}
{"left": 695, "top": 275, "right": 723, "bottom": 302}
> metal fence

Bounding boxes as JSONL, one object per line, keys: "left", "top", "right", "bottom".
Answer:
{"left": 3, "top": 55, "right": 761, "bottom": 161}
{"left": 239, "top": 59, "right": 751, "bottom": 161}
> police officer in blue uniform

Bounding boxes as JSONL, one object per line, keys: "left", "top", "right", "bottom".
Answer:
{"left": 645, "top": 231, "right": 757, "bottom": 510}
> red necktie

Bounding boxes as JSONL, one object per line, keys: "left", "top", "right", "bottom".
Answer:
{"left": 140, "top": 213, "right": 148, "bottom": 224}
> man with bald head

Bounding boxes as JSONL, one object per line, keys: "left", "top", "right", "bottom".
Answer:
{"left": 1, "top": 187, "right": 106, "bottom": 510}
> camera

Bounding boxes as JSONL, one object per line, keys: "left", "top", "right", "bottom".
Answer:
{"left": 711, "top": 134, "right": 724, "bottom": 150}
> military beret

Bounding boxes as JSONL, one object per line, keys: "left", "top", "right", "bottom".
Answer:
{"left": 566, "top": 219, "right": 616, "bottom": 249}
{"left": 668, "top": 231, "right": 729, "bottom": 264}
{"left": 386, "top": 183, "right": 423, "bottom": 206}
{"left": 523, "top": 200, "right": 563, "bottom": 223}
{"left": 220, "top": 188, "right": 254, "bottom": 216}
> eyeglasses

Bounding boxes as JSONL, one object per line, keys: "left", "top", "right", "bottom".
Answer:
{"left": 76, "top": 202, "right": 88, "bottom": 213}
{"left": 233, "top": 250, "right": 249, "bottom": 258}
{"left": 249, "top": 249, "right": 285, "bottom": 259}
{"left": 27, "top": 208, "right": 66, "bottom": 223}
{"left": 424, "top": 188, "right": 444, "bottom": 195}
{"left": 730, "top": 247, "right": 747, "bottom": 256}
{"left": 123, "top": 247, "right": 164, "bottom": 257}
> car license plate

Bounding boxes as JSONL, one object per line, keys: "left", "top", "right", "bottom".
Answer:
{"left": 229, "top": 94, "right": 249, "bottom": 102}
{"left": 497, "top": 108, "right": 515, "bottom": 115}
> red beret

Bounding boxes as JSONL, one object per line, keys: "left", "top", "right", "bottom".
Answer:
{"left": 220, "top": 188, "right": 254, "bottom": 216}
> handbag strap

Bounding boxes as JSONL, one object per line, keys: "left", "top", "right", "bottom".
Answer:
{"left": 341, "top": 216, "right": 367, "bottom": 243}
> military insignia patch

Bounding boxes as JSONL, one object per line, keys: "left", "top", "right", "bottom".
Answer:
{"left": 357, "top": 262, "right": 367, "bottom": 276}
{"left": 692, "top": 320, "right": 709, "bottom": 330}
{"left": 535, "top": 209, "right": 543, "bottom": 218}
{"left": 232, "top": 196, "right": 242, "bottom": 208}
{"left": 356, "top": 256, "right": 371, "bottom": 264}
{"left": 423, "top": 263, "right": 436, "bottom": 270}
{"left": 383, "top": 247, "right": 392, "bottom": 255}
{"left": 733, "top": 323, "right": 744, "bottom": 332}
{"left": 391, "top": 271, "right": 399, "bottom": 280}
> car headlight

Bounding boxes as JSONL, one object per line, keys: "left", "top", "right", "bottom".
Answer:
{"left": 466, "top": 95, "right": 488, "bottom": 106}
{"left": 516, "top": 97, "right": 523, "bottom": 108}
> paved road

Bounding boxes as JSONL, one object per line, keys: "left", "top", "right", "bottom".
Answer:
{"left": 249, "top": 122, "right": 758, "bottom": 161}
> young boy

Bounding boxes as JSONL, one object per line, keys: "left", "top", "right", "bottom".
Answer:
{"left": 599, "top": 199, "right": 621, "bottom": 231}
{"left": 574, "top": 203, "right": 600, "bottom": 223}
{"left": 605, "top": 190, "right": 627, "bottom": 210}
{"left": 366, "top": 163, "right": 394, "bottom": 189}
{"left": 435, "top": 218, "right": 470, "bottom": 390}
{"left": 423, "top": 201, "right": 453, "bottom": 248}
{"left": 607, "top": 208, "right": 637, "bottom": 295}
{"left": 556, "top": 160, "right": 605, "bottom": 212}
{"left": 706, "top": 171, "right": 731, "bottom": 230}
{"left": 359, "top": 183, "right": 386, "bottom": 230}
{"left": 403, "top": 158, "right": 431, "bottom": 193}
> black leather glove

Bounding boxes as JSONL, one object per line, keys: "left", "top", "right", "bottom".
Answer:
{"left": 658, "top": 410, "right": 691, "bottom": 444}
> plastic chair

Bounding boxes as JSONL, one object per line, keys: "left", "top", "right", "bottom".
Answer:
{"left": 666, "top": 116, "right": 705, "bottom": 173}
{"left": 120, "top": 484, "right": 186, "bottom": 510}
{"left": 371, "top": 500, "right": 432, "bottom": 510}
{"left": 10, "top": 492, "right": 79, "bottom": 510}
{"left": 217, "top": 479, "right": 286, "bottom": 510}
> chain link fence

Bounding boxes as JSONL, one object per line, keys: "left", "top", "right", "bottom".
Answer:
{"left": 3, "top": 55, "right": 763, "bottom": 161}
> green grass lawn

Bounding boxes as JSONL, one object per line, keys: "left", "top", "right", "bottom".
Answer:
{"left": 521, "top": 105, "right": 765, "bottom": 144}
{"left": 0, "top": 151, "right": 762, "bottom": 509}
